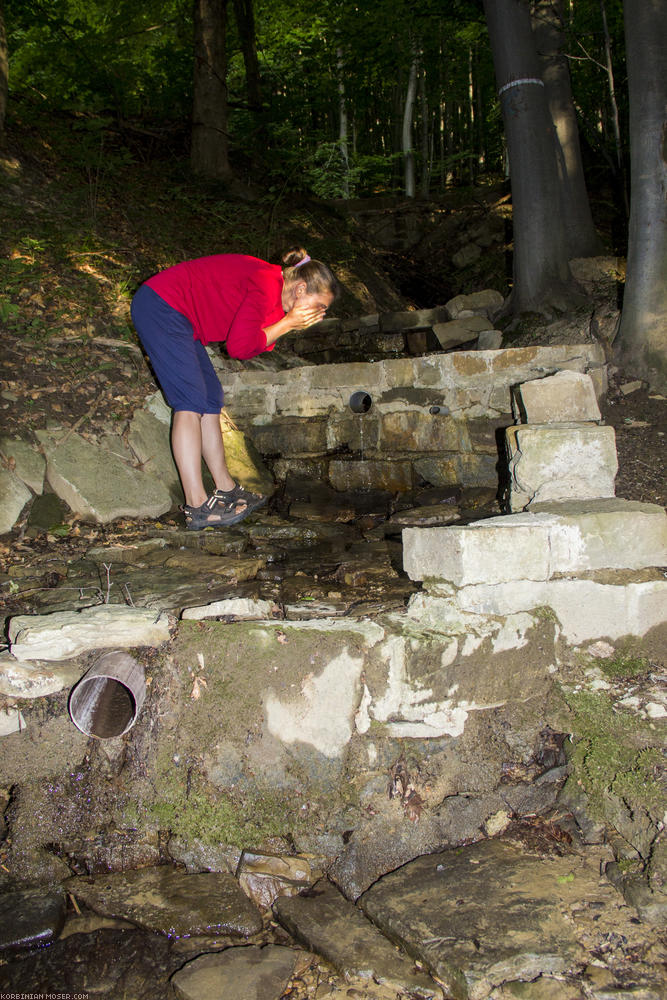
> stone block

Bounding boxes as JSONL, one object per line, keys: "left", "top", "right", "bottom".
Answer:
{"left": 128, "top": 409, "right": 181, "bottom": 501}
{"left": 38, "top": 430, "right": 172, "bottom": 524}
{"left": 403, "top": 521, "right": 551, "bottom": 585}
{"left": 249, "top": 417, "right": 328, "bottom": 456}
{"left": 0, "top": 436, "right": 45, "bottom": 494}
{"left": 476, "top": 330, "right": 503, "bottom": 351}
{"left": 307, "top": 362, "right": 384, "bottom": 390}
{"left": 379, "top": 411, "right": 462, "bottom": 453}
{"left": 0, "top": 467, "right": 32, "bottom": 534}
{"left": 432, "top": 316, "right": 491, "bottom": 351}
{"left": 513, "top": 370, "right": 601, "bottom": 423}
{"left": 453, "top": 575, "right": 667, "bottom": 645}
{"left": 414, "top": 456, "right": 460, "bottom": 487}
{"left": 8, "top": 605, "right": 171, "bottom": 661}
{"left": 379, "top": 306, "right": 450, "bottom": 333}
{"left": 445, "top": 289, "right": 504, "bottom": 319}
{"left": 404, "top": 500, "right": 665, "bottom": 586}
{"left": 329, "top": 459, "right": 413, "bottom": 493}
{"left": 506, "top": 423, "right": 617, "bottom": 510}
{"left": 327, "top": 413, "right": 380, "bottom": 453}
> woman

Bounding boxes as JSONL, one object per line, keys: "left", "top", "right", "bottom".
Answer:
{"left": 131, "top": 248, "right": 338, "bottom": 529}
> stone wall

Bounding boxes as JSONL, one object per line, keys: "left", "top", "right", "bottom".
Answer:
{"left": 218, "top": 344, "right": 607, "bottom": 494}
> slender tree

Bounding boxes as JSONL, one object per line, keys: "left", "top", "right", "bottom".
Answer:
{"left": 231, "top": 0, "right": 261, "bottom": 108}
{"left": 402, "top": 41, "right": 419, "bottom": 197}
{"left": 483, "top": 0, "right": 581, "bottom": 314}
{"left": 532, "top": 0, "right": 601, "bottom": 257}
{"left": 614, "top": 0, "right": 667, "bottom": 390}
{"left": 0, "top": 0, "right": 8, "bottom": 136}
{"left": 191, "top": 0, "right": 233, "bottom": 180}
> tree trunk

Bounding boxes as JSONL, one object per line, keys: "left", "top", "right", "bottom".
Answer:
{"left": 0, "top": 0, "right": 8, "bottom": 136}
{"left": 532, "top": 0, "right": 601, "bottom": 257}
{"left": 419, "top": 68, "right": 430, "bottom": 198}
{"left": 337, "top": 46, "right": 350, "bottom": 199}
{"left": 231, "top": 0, "right": 261, "bottom": 108}
{"left": 402, "top": 46, "right": 419, "bottom": 198}
{"left": 191, "top": 0, "right": 232, "bottom": 181}
{"left": 614, "top": 0, "right": 667, "bottom": 390}
{"left": 483, "top": 0, "right": 579, "bottom": 315}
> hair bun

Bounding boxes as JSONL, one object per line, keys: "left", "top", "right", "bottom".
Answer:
{"left": 282, "top": 246, "right": 308, "bottom": 268}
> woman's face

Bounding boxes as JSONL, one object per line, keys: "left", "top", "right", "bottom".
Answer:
{"left": 282, "top": 279, "right": 334, "bottom": 315}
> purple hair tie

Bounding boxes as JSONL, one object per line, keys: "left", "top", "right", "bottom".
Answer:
{"left": 294, "top": 255, "right": 311, "bottom": 269}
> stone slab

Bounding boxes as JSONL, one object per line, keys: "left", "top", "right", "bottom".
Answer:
{"left": 38, "top": 429, "right": 172, "bottom": 523}
{"left": 359, "top": 838, "right": 618, "bottom": 1000}
{"left": 0, "top": 650, "right": 81, "bottom": 698}
{"left": 8, "top": 605, "right": 171, "bottom": 661}
{"left": 65, "top": 867, "right": 263, "bottom": 938}
{"left": 171, "top": 945, "right": 297, "bottom": 1000}
{"left": 181, "top": 597, "right": 276, "bottom": 621}
{"left": 0, "top": 466, "right": 32, "bottom": 534}
{"left": 514, "top": 370, "right": 601, "bottom": 423}
{"left": 0, "top": 436, "right": 45, "bottom": 494}
{"left": 128, "top": 408, "right": 181, "bottom": 501}
{"left": 432, "top": 316, "right": 492, "bottom": 351}
{"left": 380, "top": 306, "right": 450, "bottom": 333}
{"left": 445, "top": 290, "right": 504, "bottom": 319}
{"left": 273, "top": 878, "right": 442, "bottom": 998}
{"left": 451, "top": 576, "right": 667, "bottom": 644}
{"left": 0, "top": 889, "right": 66, "bottom": 951}
{"left": 404, "top": 500, "right": 666, "bottom": 587}
{"left": 506, "top": 423, "right": 617, "bottom": 510}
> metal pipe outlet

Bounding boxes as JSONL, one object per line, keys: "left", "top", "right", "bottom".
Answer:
{"left": 69, "top": 651, "right": 146, "bottom": 739}
{"left": 349, "top": 391, "right": 372, "bottom": 413}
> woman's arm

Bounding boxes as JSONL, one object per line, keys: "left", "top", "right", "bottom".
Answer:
{"left": 262, "top": 299, "right": 327, "bottom": 347}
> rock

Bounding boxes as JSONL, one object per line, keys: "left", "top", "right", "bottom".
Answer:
{"left": 476, "top": 330, "right": 503, "bottom": 351}
{"left": 163, "top": 550, "right": 266, "bottom": 581}
{"left": 0, "top": 650, "right": 80, "bottom": 698}
{"left": 513, "top": 371, "right": 601, "bottom": 423}
{"left": 0, "top": 435, "right": 45, "bottom": 493}
{"left": 0, "top": 706, "right": 26, "bottom": 735}
{"left": 221, "top": 423, "right": 276, "bottom": 497}
{"left": 0, "top": 466, "right": 32, "bottom": 534}
{"left": 445, "top": 290, "right": 504, "bottom": 320}
{"left": 181, "top": 597, "right": 277, "bottom": 621}
{"left": 386, "top": 504, "right": 461, "bottom": 528}
{"left": 37, "top": 428, "right": 172, "bottom": 523}
{"left": 619, "top": 380, "right": 643, "bottom": 396}
{"left": 273, "top": 878, "right": 442, "bottom": 998}
{"left": 0, "top": 888, "right": 67, "bottom": 951}
{"left": 8, "top": 605, "right": 171, "bottom": 661}
{"left": 86, "top": 536, "right": 169, "bottom": 564}
{"left": 379, "top": 306, "right": 450, "bottom": 333}
{"left": 237, "top": 850, "right": 311, "bottom": 909}
{"left": 505, "top": 423, "right": 618, "bottom": 510}
{"left": 329, "top": 459, "right": 413, "bottom": 494}
{"left": 403, "top": 500, "right": 667, "bottom": 586}
{"left": 167, "top": 837, "right": 241, "bottom": 874}
{"left": 359, "top": 838, "right": 617, "bottom": 1000}
{"left": 127, "top": 408, "right": 182, "bottom": 502}
{"left": 605, "top": 862, "right": 667, "bottom": 925}
{"left": 64, "top": 867, "right": 263, "bottom": 937}
{"left": 171, "top": 945, "right": 297, "bottom": 1000}
{"left": 432, "top": 315, "right": 492, "bottom": 351}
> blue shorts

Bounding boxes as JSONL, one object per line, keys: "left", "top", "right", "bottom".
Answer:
{"left": 131, "top": 284, "right": 224, "bottom": 413}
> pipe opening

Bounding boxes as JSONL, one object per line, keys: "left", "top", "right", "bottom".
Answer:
{"left": 349, "top": 391, "right": 372, "bottom": 414}
{"left": 69, "top": 651, "right": 145, "bottom": 739}
{"left": 429, "top": 405, "right": 450, "bottom": 415}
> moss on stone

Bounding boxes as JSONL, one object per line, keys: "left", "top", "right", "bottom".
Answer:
{"left": 563, "top": 689, "right": 664, "bottom": 821}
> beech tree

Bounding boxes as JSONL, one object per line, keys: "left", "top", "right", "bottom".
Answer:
{"left": 614, "top": 0, "right": 667, "bottom": 389}
{"left": 483, "top": 0, "right": 581, "bottom": 314}
{"left": 532, "top": 0, "right": 601, "bottom": 257}
{"left": 191, "top": 0, "right": 233, "bottom": 180}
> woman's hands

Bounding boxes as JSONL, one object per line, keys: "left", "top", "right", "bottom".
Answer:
{"left": 285, "top": 298, "right": 328, "bottom": 330}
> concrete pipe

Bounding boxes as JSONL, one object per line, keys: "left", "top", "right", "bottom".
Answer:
{"left": 69, "top": 651, "right": 146, "bottom": 739}
{"left": 349, "top": 391, "right": 372, "bottom": 413}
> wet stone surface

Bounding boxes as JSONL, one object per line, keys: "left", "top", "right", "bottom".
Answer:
{"left": 64, "top": 867, "right": 263, "bottom": 938}
{"left": 0, "top": 888, "right": 66, "bottom": 952}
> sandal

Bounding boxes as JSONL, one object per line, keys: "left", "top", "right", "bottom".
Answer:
{"left": 213, "top": 481, "right": 268, "bottom": 516}
{"left": 181, "top": 493, "right": 249, "bottom": 531}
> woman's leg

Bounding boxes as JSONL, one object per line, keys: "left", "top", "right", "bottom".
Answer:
{"left": 200, "top": 412, "right": 236, "bottom": 493}
{"left": 171, "top": 411, "right": 207, "bottom": 508}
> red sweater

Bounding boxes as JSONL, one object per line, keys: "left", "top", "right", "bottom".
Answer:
{"left": 145, "top": 254, "right": 284, "bottom": 358}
